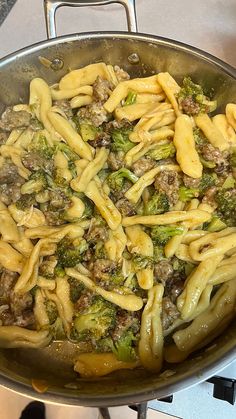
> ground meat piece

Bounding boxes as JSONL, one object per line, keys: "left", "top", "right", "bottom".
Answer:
{"left": 0, "top": 270, "right": 18, "bottom": 302}
{"left": 0, "top": 131, "right": 7, "bottom": 144}
{"left": 111, "top": 310, "right": 139, "bottom": 341}
{"left": 74, "top": 293, "right": 93, "bottom": 313}
{"left": 0, "top": 183, "right": 23, "bottom": 205}
{"left": 179, "top": 96, "right": 201, "bottom": 115}
{"left": 13, "top": 309, "right": 35, "bottom": 327}
{"left": 110, "top": 180, "right": 132, "bottom": 202}
{"left": 154, "top": 170, "right": 180, "bottom": 205}
{"left": 183, "top": 174, "right": 201, "bottom": 188}
{"left": 114, "top": 65, "right": 130, "bottom": 82}
{"left": 86, "top": 225, "right": 109, "bottom": 243}
{"left": 165, "top": 277, "right": 185, "bottom": 303}
{"left": 202, "top": 186, "right": 217, "bottom": 207}
{"left": 10, "top": 292, "right": 33, "bottom": 317}
{"left": 78, "top": 101, "right": 109, "bottom": 127}
{"left": 154, "top": 260, "right": 174, "bottom": 284}
{"left": 0, "top": 162, "right": 23, "bottom": 184}
{"left": 132, "top": 157, "right": 156, "bottom": 177}
{"left": 105, "top": 118, "right": 133, "bottom": 133}
{"left": 0, "top": 107, "right": 31, "bottom": 131}
{"left": 89, "top": 132, "right": 111, "bottom": 148}
{"left": 92, "top": 259, "right": 117, "bottom": 282}
{"left": 200, "top": 143, "right": 229, "bottom": 174}
{"left": 93, "top": 76, "right": 113, "bottom": 102}
{"left": 53, "top": 100, "right": 73, "bottom": 118}
{"left": 0, "top": 307, "right": 14, "bottom": 325}
{"left": 115, "top": 198, "right": 136, "bottom": 216}
{"left": 162, "top": 297, "right": 180, "bottom": 330}
{"left": 22, "top": 151, "right": 53, "bottom": 172}
{"left": 107, "top": 151, "right": 124, "bottom": 171}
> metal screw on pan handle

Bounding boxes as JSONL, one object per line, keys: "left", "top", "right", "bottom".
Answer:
{"left": 44, "top": 0, "right": 138, "bottom": 39}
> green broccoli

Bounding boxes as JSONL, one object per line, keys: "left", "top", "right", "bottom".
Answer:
{"left": 178, "top": 186, "right": 199, "bottom": 202}
{"left": 15, "top": 193, "right": 35, "bottom": 210}
{"left": 150, "top": 225, "right": 185, "bottom": 245}
{"left": 73, "top": 296, "right": 116, "bottom": 341}
{"left": 79, "top": 121, "right": 97, "bottom": 142}
{"left": 54, "top": 265, "right": 66, "bottom": 278}
{"left": 107, "top": 168, "right": 138, "bottom": 192}
{"left": 51, "top": 317, "right": 66, "bottom": 340}
{"left": 230, "top": 152, "right": 236, "bottom": 168}
{"left": 144, "top": 192, "right": 169, "bottom": 215}
{"left": 222, "top": 175, "right": 235, "bottom": 189}
{"left": 29, "top": 132, "right": 54, "bottom": 159}
{"left": 200, "top": 157, "right": 216, "bottom": 169}
{"left": 57, "top": 142, "right": 80, "bottom": 161}
{"left": 206, "top": 216, "right": 227, "bottom": 232}
{"left": 94, "top": 241, "right": 107, "bottom": 259}
{"left": 68, "top": 277, "right": 85, "bottom": 303}
{"left": 147, "top": 142, "right": 176, "bottom": 160}
{"left": 124, "top": 91, "right": 137, "bottom": 106}
{"left": 21, "top": 170, "right": 47, "bottom": 194}
{"left": 112, "top": 330, "right": 137, "bottom": 362}
{"left": 132, "top": 254, "right": 154, "bottom": 270}
{"left": 178, "top": 77, "right": 217, "bottom": 115}
{"left": 215, "top": 188, "right": 236, "bottom": 226}
{"left": 45, "top": 300, "right": 58, "bottom": 325}
{"left": 199, "top": 172, "right": 218, "bottom": 194}
{"left": 111, "top": 128, "right": 135, "bottom": 153}
{"left": 56, "top": 238, "right": 89, "bottom": 268}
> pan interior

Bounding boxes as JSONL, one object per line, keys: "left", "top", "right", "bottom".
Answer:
{"left": 0, "top": 33, "right": 236, "bottom": 405}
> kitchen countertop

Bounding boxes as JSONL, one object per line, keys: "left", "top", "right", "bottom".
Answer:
{"left": 0, "top": 0, "right": 236, "bottom": 68}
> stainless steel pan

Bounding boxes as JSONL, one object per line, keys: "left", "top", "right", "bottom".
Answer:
{"left": 0, "top": 0, "right": 236, "bottom": 407}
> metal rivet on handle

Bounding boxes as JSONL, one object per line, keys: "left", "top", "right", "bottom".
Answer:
{"left": 50, "top": 58, "right": 64, "bottom": 71}
{"left": 128, "top": 53, "right": 140, "bottom": 64}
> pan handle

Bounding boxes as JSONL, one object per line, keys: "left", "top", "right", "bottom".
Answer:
{"left": 44, "top": 0, "right": 137, "bottom": 39}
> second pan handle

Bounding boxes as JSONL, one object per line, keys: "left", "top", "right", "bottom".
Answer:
{"left": 44, "top": 0, "right": 137, "bottom": 39}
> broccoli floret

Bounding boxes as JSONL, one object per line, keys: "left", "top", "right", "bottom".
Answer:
{"left": 29, "top": 133, "right": 54, "bottom": 159}
{"left": 56, "top": 238, "right": 89, "bottom": 268}
{"left": 45, "top": 300, "right": 58, "bottom": 325}
{"left": 206, "top": 216, "right": 227, "bottom": 232}
{"left": 107, "top": 168, "right": 138, "bottom": 192}
{"left": 80, "top": 122, "right": 98, "bottom": 142}
{"left": 178, "top": 186, "right": 199, "bottom": 202}
{"left": 54, "top": 265, "right": 66, "bottom": 277}
{"left": 57, "top": 142, "right": 79, "bottom": 161}
{"left": 147, "top": 142, "right": 176, "bottom": 160}
{"left": 112, "top": 330, "right": 137, "bottom": 362}
{"left": 222, "top": 175, "right": 235, "bottom": 189}
{"left": 51, "top": 317, "right": 66, "bottom": 340}
{"left": 68, "top": 277, "right": 85, "bottom": 303}
{"left": 178, "top": 77, "right": 217, "bottom": 115}
{"left": 132, "top": 254, "right": 154, "bottom": 270}
{"left": 215, "top": 188, "right": 236, "bottom": 226}
{"left": 230, "top": 152, "right": 236, "bottom": 168}
{"left": 199, "top": 172, "right": 218, "bottom": 194}
{"left": 150, "top": 225, "right": 185, "bottom": 245}
{"left": 15, "top": 193, "right": 35, "bottom": 210}
{"left": 21, "top": 170, "right": 47, "bottom": 194}
{"left": 144, "top": 192, "right": 169, "bottom": 215}
{"left": 73, "top": 296, "right": 116, "bottom": 341}
{"left": 124, "top": 91, "right": 137, "bottom": 106}
{"left": 111, "top": 128, "right": 135, "bottom": 153}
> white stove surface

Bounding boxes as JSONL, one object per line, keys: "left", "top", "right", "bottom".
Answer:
{"left": 0, "top": 1, "right": 236, "bottom": 418}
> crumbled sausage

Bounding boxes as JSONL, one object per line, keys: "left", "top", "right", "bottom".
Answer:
{"left": 183, "top": 174, "right": 201, "bottom": 189}
{"left": 162, "top": 297, "right": 180, "bottom": 330}
{"left": 111, "top": 311, "right": 139, "bottom": 341}
{"left": 114, "top": 66, "right": 130, "bottom": 82}
{"left": 92, "top": 259, "right": 117, "bottom": 281}
{"left": 53, "top": 100, "right": 73, "bottom": 118}
{"left": 0, "top": 107, "right": 31, "bottom": 131}
{"left": 132, "top": 157, "right": 156, "bottom": 177}
{"left": 179, "top": 96, "right": 201, "bottom": 115}
{"left": 115, "top": 197, "right": 136, "bottom": 216}
{"left": 0, "top": 162, "right": 23, "bottom": 184}
{"left": 154, "top": 260, "right": 174, "bottom": 284}
{"left": 107, "top": 152, "right": 124, "bottom": 171}
{"left": 93, "top": 76, "right": 113, "bottom": 102}
{"left": 89, "top": 132, "right": 111, "bottom": 148}
{"left": 154, "top": 170, "right": 180, "bottom": 205}
{"left": 22, "top": 151, "right": 54, "bottom": 172}
{"left": 165, "top": 277, "right": 185, "bottom": 303}
{"left": 0, "top": 162, "right": 25, "bottom": 205}
{"left": 86, "top": 225, "right": 109, "bottom": 243}
{"left": 78, "top": 101, "right": 109, "bottom": 127}
{"left": 202, "top": 186, "right": 217, "bottom": 207}
{"left": 200, "top": 143, "right": 229, "bottom": 174}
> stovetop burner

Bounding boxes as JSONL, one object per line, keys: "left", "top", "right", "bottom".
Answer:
{"left": 98, "top": 375, "right": 236, "bottom": 419}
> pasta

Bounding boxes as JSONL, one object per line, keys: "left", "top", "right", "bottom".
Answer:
{"left": 0, "top": 62, "right": 235, "bottom": 379}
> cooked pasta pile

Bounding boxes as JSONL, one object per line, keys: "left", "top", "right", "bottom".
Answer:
{"left": 0, "top": 62, "right": 236, "bottom": 378}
